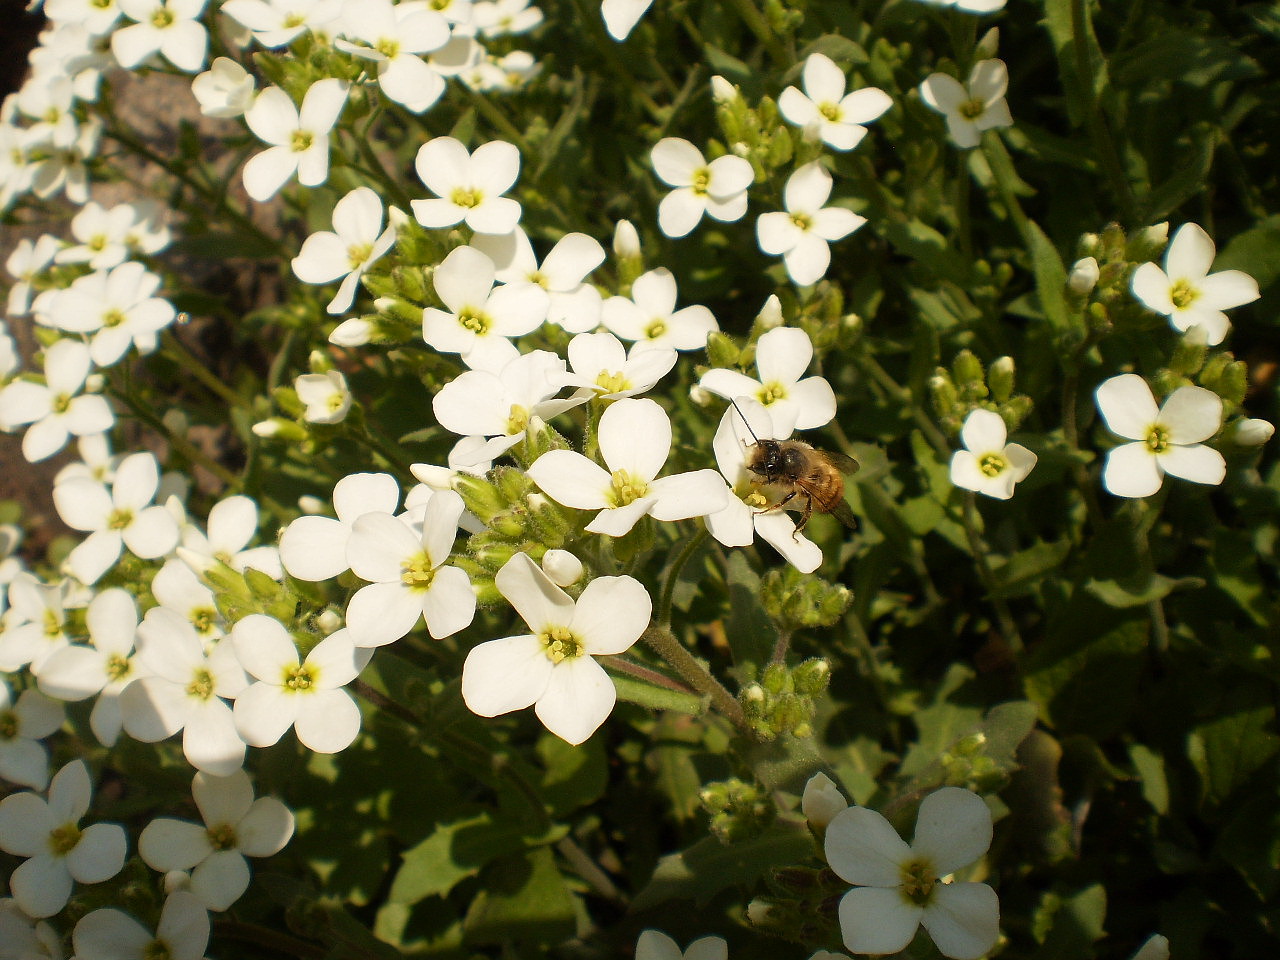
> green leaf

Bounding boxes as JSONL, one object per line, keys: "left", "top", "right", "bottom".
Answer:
{"left": 1026, "top": 219, "right": 1072, "bottom": 331}
{"left": 1215, "top": 214, "right": 1280, "bottom": 289}
{"left": 1137, "top": 126, "right": 1218, "bottom": 225}
{"left": 1187, "top": 681, "right": 1280, "bottom": 806}
{"left": 538, "top": 733, "right": 608, "bottom": 816}
{"left": 1042, "top": 0, "right": 1108, "bottom": 128}
{"left": 1216, "top": 795, "right": 1280, "bottom": 900}
{"left": 388, "top": 813, "right": 567, "bottom": 905}
{"left": 725, "top": 550, "right": 775, "bottom": 671}
{"left": 1085, "top": 573, "right": 1203, "bottom": 608}
{"left": 989, "top": 539, "right": 1072, "bottom": 599}
{"left": 462, "top": 846, "right": 577, "bottom": 945}
{"left": 896, "top": 664, "right": 981, "bottom": 782}
{"left": 630, "top": 826, "right": 815, "bottom": 912}
{"left": 1128, "top": 743, "right": 1169, "bottom": 815}
{"left": 1030, "top": 883, "right": 1107, "bottom": 960}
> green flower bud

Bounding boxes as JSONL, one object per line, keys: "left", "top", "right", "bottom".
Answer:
{"left": 930, "top": 371, "right": 959, "bottom": 421}
{"left": 706, "top": 331, "right": 742, "bottom": 369}
{"left": 792, "top": 658, "right": 831, "bottom": 696}
{"left": 988, "top": 356, "right": 1016, "bottom": 403}
{"left": 1127, "top": 222, "right": 1170, "bottom": 262}
{"left": 455, "top": 473, "right": 511, "bottom": 524}
{"left": 1168, "top": 331, "right": 1209, "bottom": 378}
{"left": 762, "top": 662, "right": 789, "bottom": 696}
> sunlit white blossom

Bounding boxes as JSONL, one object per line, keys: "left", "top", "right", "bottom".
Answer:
{"left": 949, "top": 409, "right": 1037, "bottom": 500}
{"left": 111, "top": 0, "right": 210, "bottom": 73}
{"left": 411, "top": 137, "right": 522, "bottom": 234}
{"left": 601, "top": 268, "right": 718, "bottom": 352}
{"left": 650, "top": 138, "right": 754, "bottom": 239}
{"left": 242, "top": 78, "right": 349, "bottom": 202}
{"left": 756, "top": 161, "right": 865, "bottom": 286}
{"left": 700, "top": 326, "right": 836, "bottom": 436}
{"left": 778, "top": 53, "right": 892, "bottom": 151}
{"left": 920, "top": 59, "right": 1013, "bottom": 149}
{"left": 292, "top": 187, "right": 399, "bottom": 314}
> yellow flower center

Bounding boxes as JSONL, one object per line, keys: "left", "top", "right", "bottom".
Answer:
{"left": 1170, "top": 279, "right": 1199, "bottom": 310}
{"left": 459, "top": 307, "right": 491, "bottom": 335}
{"left": 151, "top": 7, "right": 174, "bottom": 29}
{"left": 595, "top": 370, "right": 629, "bottom": 394}
{"left": 540, "top": 625, "right": 583, "bottom": 664}
{"left": 375, "top": 38, "right": 401, "bottom": 59}
{"left": 105, "top": 652, "right": 132, "bottom": 683}
{"left": 450, "top": 186, "right": 483, "bottom": 209}
{"left": 898, "top": 856, "right": 938, "bottom": 906}
{"left": 401, "top": 552, "right": 437, "bottom": 590}
{"left": 43, "top": 608, "right": 61, "bottom": 639}
{"left": 608, "top": 469, "right": 649, "bottom": 507}
{"left": 103, "top": 307, "right": 126, "bottom": 329}
{"left": 49, "top": 822, "right": 82, "bottom": 856}
{"left": 0, "top": 710, "right": 17, "bottom": 739}
{"left": 192, "top": 607, "right": 218, "bottom": 636}
{"left": 758, "top": 381, "right": 787, "bottom": 405}
{"left": 346, "top": 242, "right": 373, "bottom": 270}
{"left": 644, "top": 319, "right": 667, "bottom": 340}
{"left": 506, "top": 404, "right": 530, "bottom": 435}
{"left": 108, "top": 507, "right": 134, "bottom": 531}
{"left": 186, "top": 668, "right": 216, "bottom": 701}
{"left": 143, "top": 939, "right": 172, "bottom": 960}
{"left": 207, "top": 821, "right": 237, "bottom": 851}
{"left": 690, "top": 167, "right": 711, "bottom": 196}
{"left": 818, "top": 101, "right": 841, "bottom": 122}
{"left": 959, "top": 97, "right": 986, "bottom": 120}
{"left": 290, "top": 130, "right": 314, "bottom": 153}
{"left": 979, "top": 452, "right": 1008, "bottom": 477}
{"left": 1145, "top": 424, "right": 1170, "bottom": 454}
{"left": 790, "top": 211, "right": 813, "bottom": 231}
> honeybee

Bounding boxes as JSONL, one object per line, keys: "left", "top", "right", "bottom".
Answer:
{"left": 731, "top": 400, "right": 859, "bottom": 537}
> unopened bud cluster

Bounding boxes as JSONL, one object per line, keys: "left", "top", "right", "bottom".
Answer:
{"left": 940, "top": 730, "right": 1004, "bottom": 792}
{"left": 700, "top": 777, "right": 775, "bottom": 843}
{"left": 761, "top": 568, "right": 852, "bottom": 631}
{"left": 930, "top": 349, "right": 1033, "bottom": 438}
{"left": 1069, "top": 221, "right": 1170, "bottom": 336}
{"left": 740, "top": 658, "right": 830, "bottom": 741}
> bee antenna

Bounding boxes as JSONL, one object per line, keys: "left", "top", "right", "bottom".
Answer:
{"left": 729, "top": 398, "right": 761, "bottom": 444}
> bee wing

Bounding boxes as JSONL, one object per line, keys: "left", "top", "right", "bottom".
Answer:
{"left": 827, "top": 451, "right": 860, "bottom": 476}
{"left": 829, "top": 498, "right": 858, "bottom": 529}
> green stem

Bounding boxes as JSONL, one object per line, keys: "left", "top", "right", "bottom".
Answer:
{"left": 1069, "top": 0, "right": 1137, "bottom": 222}
{"left": 657, "top": 528, "right": 708, "bottom": 626}
{"left": 1060, "top": 333, "right": 1106, "bottom": 531}
{"left": 961, "top": 492, "right": 1024, "bottom": 655}
{"left": 641, "top": 623, "right": 748, "bottom": 733}
{"left": 723, "top": 0, "right": 790, "bottom": 66}
{"left": 855, "top": 351, "right": 951, "bottom": 457}
{"left": 111, "top": 386, "right": 241, "bottom": 490}
{"left": 161, "top": 335, "right": 244, "bottom": 409}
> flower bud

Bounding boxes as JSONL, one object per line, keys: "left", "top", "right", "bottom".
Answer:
{"left": 455, "top": 472, "right": 510, "bottom": 524}
{"left": 988, "top": 356, "right": 1016, "bottom": 403}
{"left": 315, "top": 609, "right": 343, "bottom": 634}
{"left": 705, "top": 331, "right": 742, "bottom": 369}
{"left": 329, "top": 318, "right": 372, "bottom": 347}
{"left": 541, "top": 549, "right": 583, "bottom": 587}
{"left": 1229, "top": 417, "right": 1274, "bottom": 446}
{"left": 612, "top": 219, "right": 641, "bottom": 259}
{"left": 792, "top": 658, "right": 831, "bottom": 696}
{"left": 689, "top": 384, "right": 715, "bottom": 407}
{"left": 756, "top": 294, "right": 784, "bottom": 329}
{"left": 801, "top": 772, "right": 848, "bottom": 829}
{"left": 710, "top": 75, "right": 737, "bottom": 103}
{"left": 951, "top": 349, "right": 986, "bottom": 394}
{"left": 1128, "top": 222, "right": 1169, "bottom": 262}
{"left": 297, "top": 494, "right": 326, "bottom": 514}
{"left": 1067, "top": 256, "right": 1100, "bottom": 296}
{"left": 975, "top": 26, "right": 1000, "bottom": 60}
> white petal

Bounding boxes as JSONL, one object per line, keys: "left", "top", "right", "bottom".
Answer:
{"left": 1157, "top": 444, "right": 1225, "bottom": 486}
{"left": 650, "top": 137, "right": 705, "bottom": 187}
{"left": 571, "top": 575, "right": 651, "bottom": 655}
{"left": 494, "top": 552, "right": 574, "bottom": 634}
{"left": 1102, "top": 443, "right": 1163, "bottom": 498}
{"left": 233, "top": 683, "right": 296, "bottom": 747}
{"left": 190, "top": 849, "right": 250, "bottom": 911}
{"left": 598, "top": 398, "right": 670, "bottom": 479}
{"left": 753, "top": 510, "right": 824, "bottom": 573}
{"left": 838, "top": 886, "right": 922, "bottom": 956}
{"left": 279, "top": 516, "right": 348, "bottom": 581}
{"left": 140, "top": 818, "right": 212, "bottom": 872}
{"left": 462, "top": 634, "right": 554, "bottom": 716}
{"left": 65, "top": 822, "right": 126, "bottom": 883}
{"left": 1164, "top": 222, "right": 1214, "bottom": 282}
{"left": 294, "top": 688, "right": 361, "bottom": 752}
{"left": 527, "top": 451, "right": 612, "bottom": 510}
{"left": 11, "top": 855, "right": 73, "bottom": 918}
{"left": 921, "top": 883, "right": 1001, "bottom": 960}
{"left": 534, "top": 655, "right": 615, "bottom": 745}
{"left": 345, "top": 581, "right": 425, "bottom": 647}
{"left": 1096, "top": 375, "right": 1158, "bottom": 441}
{"left": 911, "top": 787, "right": 992, "bottom": 876}
{"left": 236, "top": 796, "right": 295, "bottom": 857}
{"left": 1158, "top": 386, "right": 1222, "bottom": 444}
{"left": 73, "top": 908, "right": 151, "bottom": 959}
{"left": 647, "top": 470, "right": 730, "bottom": 521}
{"left": 347, "top": 512, "right": 420, "bottom": 582}
{"left": 825, "top": 805, "right": 910, "bottom": 886}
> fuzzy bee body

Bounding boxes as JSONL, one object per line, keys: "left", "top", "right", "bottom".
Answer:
{"left": 744, "top": 437, "right": 859, "bottom": 536}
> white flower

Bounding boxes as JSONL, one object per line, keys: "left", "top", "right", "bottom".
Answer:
{"left": 231, "top": 617, "right": 365, "bottom": 753}
{"left": 334, "top": 0, "right": 451, "bottom": 113}
{"left": 45, "top": 0, "right": 126, "bottom": 34}
{"left": 139, "top": 769, "right": 294, "bottom": 911}
{"left": 279, "top": 472, "right": 401, "bottom": 581}
{"left": 422, "top": 245, "right": 545, "bottom": 369}
{"left": 470, "top": 227, "right": 605, "bottom": 333}
{"left": 600, "top": 0, "right": 653, "bottom": 40}
{"left": 949, "top": 409, "right": 1037, "bottom": 500}
{"left": 111, "top": 0, "right": 210, "bottom": 73}
{"left": 221, "top": 0, "right": 343, "bottom": 47}
{"left": 176, "top": 494, "right": 281, "bottom": 579}
{"left": 462, "top": 552, "right": 650, "bottom": 744}
{"left": 39, "top": 261, "right": 176, "bottom": 367}
{"left": 1130, "top": 223, "right": 1259, "bottom": 346}
{"left": 54, "top": 451, "right": 181, "bottom": 584}
{"left": 432, "top": 349, "right": 577, "bottom": 463}
{"left": 36, "top": 588, "right": 146, "bottom": 746}
{"left": 72, "top": 892, "right": 209, "bottom": 960}
{"left": 825, "top": 787, "right": 999, "bottom": 960}
{"left": 1230, "top": 417, "right": 1274, "bottom": 446}
{"left": 242, "top": 78, "right": 349, "bottom": 202}
{"left": 1096, "top": 375, "right": 1226, "bottom": 498}
{"left": 121, "top": 607, "right": 249, "bottom": 775}
{"left": 471, "top": 0, "right": 543, "bottom": 37}
{"left": 0, "top": 679, "right": 64, "bottom": 790}
{"left": 152, "top": 557, "right": 224, "bottom": 643}
{"left": 0, "top": 760, "right": 127, "bottom": 918}
{"left": 411, "top": 137, "right": 522, "bottom": 235}
{"left": 191, "top": 57, "right": 256, "bottom": 118}
{"left": 634, "top": 930, "right": 726, "bottom": 960}
{"left": 0, "top": 339, "right": 114, "bottom": 462}
{"left": 54, "top": 201, "right": 170, "bottom": 270}
{"left": 913, "top": 0, "right": 1007, "bottom": 11}
{"left": 0, "top": 321, "right": 17, "bottom": 381}
{"left": 295, "top": 369, "right": 352, "bottom": 423}
{"left": 16, "top": 74, "right": 77, "bottom": 148}
{"left": 27, "top": 116, "right": 101, "bottom": 205}
{"left": 704, "top": 398, "right": 823, "bottom": 573}
{"left": 6, "top": 234, "right": 59, "bottom": 316}
{"left": 613, "top": 218, "right": 641, "bottom": 259}
{"left": 920, "top": 59, "right": 1013, "bottom": 149}
{"left": 756, "top": 161, "right": 865, "bottom": 286}
{"left": 0, "top": 573, "right": 76, "bottom": 674}
{"left": 700, "top": 326, "right": 837, "bottom": 436}
{"left": 801, "top": 772, "right": 848, "bottom": 829}
{"left": 650, "top": 138, "right": 754, "bottom": 238}
{"left": 560, "top": 330, "right": 678, "bottom": 403}
{"left": 778, "top": 53, "right": 892, "bottom": 151}
{"left": 528, "top": 397, "right": 728, "bottom": 537}
{"left": 601, "top": 268, "right": 719, "bottom": 351}
{"left": 292, "top": 187, "right": 398, "bottom": 315}
{"left": 344, "top": 490, "right": 477, "bottom": 646}
{"left": 0, "top": 899, "right": 62, "bottom": 960}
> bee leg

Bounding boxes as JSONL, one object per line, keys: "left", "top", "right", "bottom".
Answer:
{"left": 791, "top": 495, "right": 815, "bottom": 540}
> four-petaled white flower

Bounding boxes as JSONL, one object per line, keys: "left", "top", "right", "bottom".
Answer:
{"left": 344, "top": 490, "right": 477, "bottom": 646}
{"left": 220, "top": 0, "right": 343, "bottom": 47}
{"left": 920, "top": 59, "right": 1013, "bottom": 149}
{"left": 422, "top": 245, "right": 546, "bottom": 369}
{"left": 53, "top": 451, "right": 181, "bottom": 585}
{"left": 1095, "top": 374, "right": 1225, "bottom": 499}
{"left": 650, "top": 138, "right": 754, "bottom": 239}
{"left": 292, "top": 186, "right": 399, "bottom": 315}
{"left": 242, "top": 78, "right": 349, "bottom": 202}
{"left": 39, "top": 261, "right": 176, "bottom": 367}
{"left": 825, "top": 787, "right": 1000, "bottom": 960}
{"left": 177, "top": 494, "right": 282, "bottom": 580}
{"left": 700, "top": 326, "right": 837, "bottom": 437}
{"left": 634, "top": 930, "right": 727, "bottom": 960}
{"left": 0, "top": 678, "right": 64, "bottom": 790}
{"left": 139, "top": 769, "right": 295, "bottom": 911}
{"left": 111, "top": 0, "right": 210, "bottom": 74}
{"left": 949, "top": 409, "right": 1037, "bottom": 500}
{"left": 601, "top": 268, "right": 719, "bottom": 352}
{"left": 36, "top": 587, "right": 146, "bottom": 747}
{"left": 0, "top": 760, "right": 128, "bottom": 919}
{"left": 295, "top": 369, "right": 352, "bottom": 423}
{"left": 704, "top": 397, "right": 824, "bottom": 574}
{"left": 1130, "top": 223, "right": 1259, "bottom": 346}
{"left": 121, "top": 607, "right": 249, "bottom": 776}
{"left": 778, "top": 53, "right": 892, "bottom": 151}
{"left": 411, "top": 137, "right": 522, "bottom": 235}
{"left": 756, "top": 161, "right": 866, "bottom": 286}
{"left": 0, "top": 339, "right": 114, "bottom": 463}
{"left": 72, "top": 891, "right": 209, "bottom": 960}
{"left": 462, "top": 552, "right": 651, "bottom": 744}
{"left": 528, "top": 397, "right": 728, "bottom": 536}
{"left": 191, "top": 57, "right": 256, "bottom": 118}
{"left": 0, "top": 573, "right": 77, "bottom": 675}
{"left": 335, "top": 0, "right": 451, "bottom": 113}
{"left": 556, "top": 330, "right": 677, "bottom": 402}
{"left": 232, "top": 616, "right": 366, "bottom": 753}
{"left": 471, "top": 227, "right": 606, "bottom": 333}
